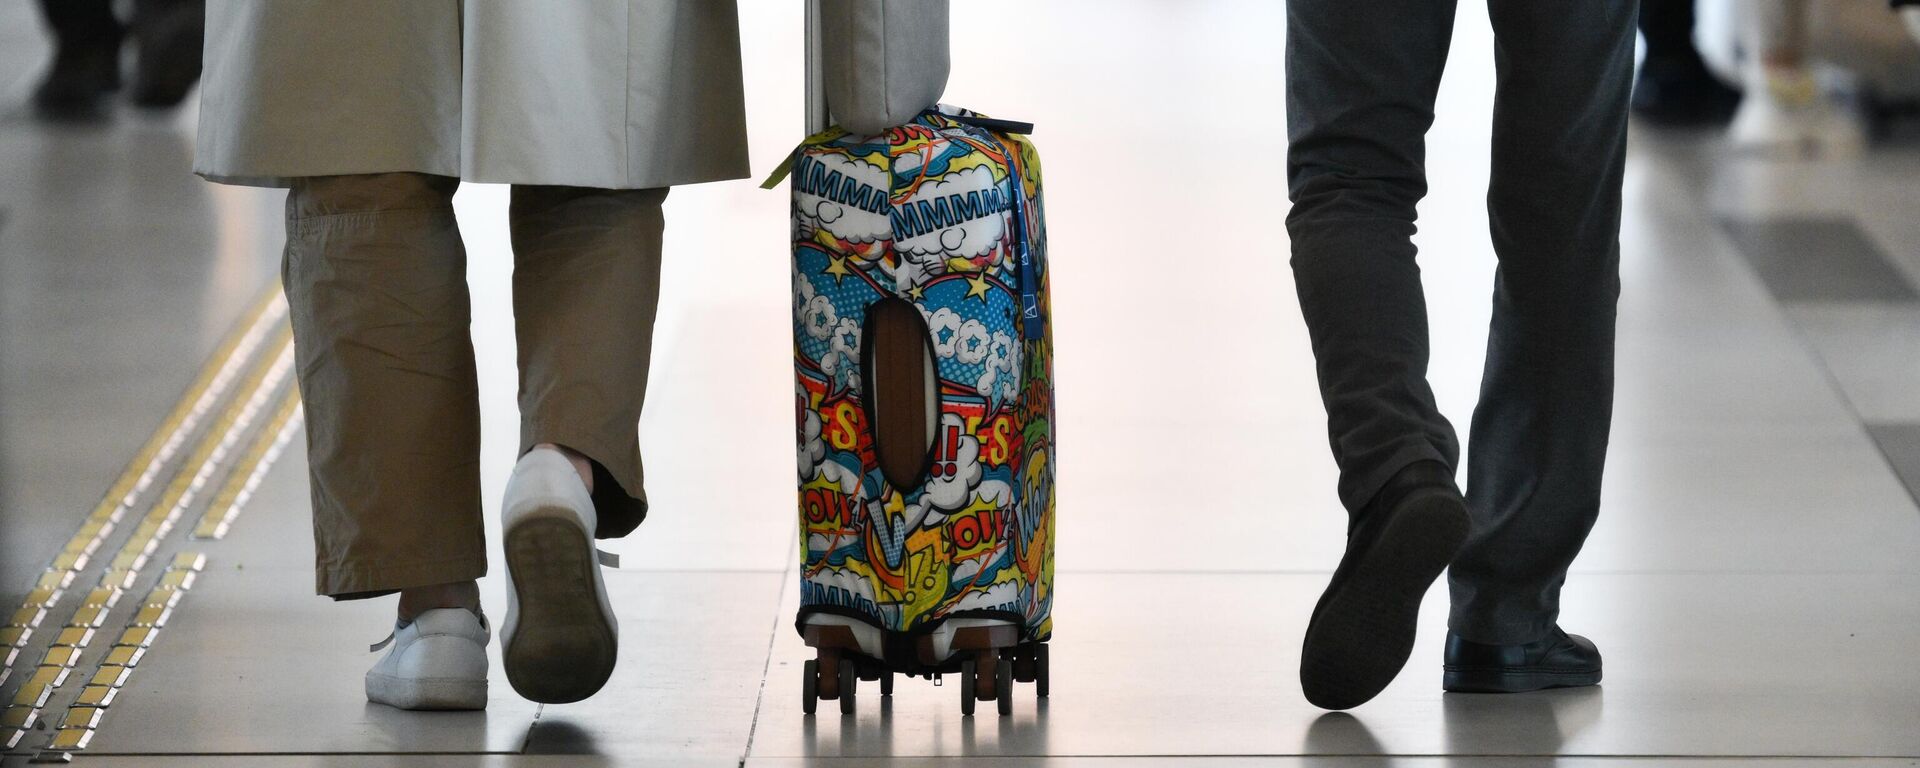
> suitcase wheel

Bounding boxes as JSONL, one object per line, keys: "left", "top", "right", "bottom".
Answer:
{"left": 838, "top": 658, "right": 858, "bottom": 714}
{"left": 1035, "top": 643, "right": 1050, "bottom": 698}
{"left": 802, "top": 659, "right": 819, "bottom": 715}
{"left": 959, "top": 658, "right": 978, "bottom": 716}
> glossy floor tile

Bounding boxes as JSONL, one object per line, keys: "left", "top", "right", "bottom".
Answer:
{"left": 1867, "top": 423, "right": 1920, "bottom": 505}
{"left": 1787, "top": 305, "right": 1920, "bottom": 423}
{"left": 739, "top": 761, "right": 1920, "bottom": 768}
{"left": 1719, "top": 218, "right": 1917, "bottom": 303}
{"left": 6, "top": 0, "right": 1920, "bottom": 763}
{"left": 744, "top": 572, "right": 1920, "bottom": 760}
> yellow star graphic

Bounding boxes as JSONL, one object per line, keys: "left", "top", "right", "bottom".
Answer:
{"left": 965, "top": 273, "right": 993, "bottom": 301}
{"left": 907, "top": 285, "right": 925, "bottom": 301}
{"left": 824, "top": 254, "right": 852, "bottom": 283}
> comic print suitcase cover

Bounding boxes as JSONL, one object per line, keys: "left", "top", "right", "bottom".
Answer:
{"left": 784, "top": 104, "right": 1054, "bottom": 715}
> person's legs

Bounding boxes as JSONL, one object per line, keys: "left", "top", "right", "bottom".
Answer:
{"left": 283, "top": 172, "right": 487, "bottom": 603}
{"left": 1287, "top": 0, "right": 1462, "bottom": 515}
{"left": 1728, "top": 0, "right": 1866, "bottom": 157}
{"left": 493, "top": 184, "right": 666, "bottom": 704}
{"left": 32, "top": 0, "right": 123, "bottom": 112}
{"left": 1286, "top": 0, "right": 1472, "bottom": 711}
{"left": 507, "top": 184, "right": 668, "bottom": 537}
{"left": 1447, "top": 0, "right": 1636, "bottom": 649}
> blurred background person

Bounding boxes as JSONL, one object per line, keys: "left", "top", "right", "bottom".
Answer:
{"left": 30, "top": 0, "right": 203, "bottom": 117}
{"left": 1693, "top": 0, "right": 1920, "bottom": 156}
{"left": 1633, "top": 0, "right": 1744, "bottom": 126}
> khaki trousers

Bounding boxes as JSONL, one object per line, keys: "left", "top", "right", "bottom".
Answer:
{"left": 284, "top": 172, "right": 665, "bottom": 598}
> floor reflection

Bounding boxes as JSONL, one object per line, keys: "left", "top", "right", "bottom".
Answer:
{"left": 1441, "top": 685, "right": 1605, "bottom": 761}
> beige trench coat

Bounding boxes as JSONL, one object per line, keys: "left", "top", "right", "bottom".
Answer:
{"left": 195, "top": 0, "right": 752, "bottom": 189}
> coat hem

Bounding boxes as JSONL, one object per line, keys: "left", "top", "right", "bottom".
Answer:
{"left": 197, "top": 164, "right": 751, "bottom": 191}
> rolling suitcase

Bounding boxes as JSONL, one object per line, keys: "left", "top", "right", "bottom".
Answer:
{"left": 778, "top": 98, "right": 1055, "bottom": 716}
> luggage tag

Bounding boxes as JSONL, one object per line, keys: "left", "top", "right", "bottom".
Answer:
{"left": 990, "top": 132, "right": 1045, "bottom": 341}
{"left": 760, "top": 125, "right": 850, "bottom": 189}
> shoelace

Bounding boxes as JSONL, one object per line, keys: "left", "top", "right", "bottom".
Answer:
{"left": 367, "top": 551, "right": 617, "bottom": 653}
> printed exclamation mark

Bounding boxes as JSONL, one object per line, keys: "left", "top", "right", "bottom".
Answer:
{"left": 934, "top": 423, "right": 961, "bottom": 478}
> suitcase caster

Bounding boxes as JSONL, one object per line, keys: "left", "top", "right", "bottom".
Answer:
{"left": 959, "top": 651, "right": 1014, "bottom": 716}
{"left": 959, "top": 658, "right": 978, "bottom": 716}
{"left": 1035, "top": 643, "right": 1050, "bottom": 698}
{"left": 804, "top": 650, "right": 859, "bottom": 715}
{"left": 802, "top": 659, "right": 819, "bottom": 715}
{"left": 995, "top": 658, "right": 1014, "bottom": 716}
{"left": 881, "top": 671, "right": 895, "bottom": 696}
{"left": 839, "top": 659, "right": 858, "bottom": 714}
{"left": 1002, "top": 641, "right": 1051, "bottom": 698}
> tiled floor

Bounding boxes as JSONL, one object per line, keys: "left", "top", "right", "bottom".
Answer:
{"left": 4, "top": 0, "right": 1920, "bottom": 766}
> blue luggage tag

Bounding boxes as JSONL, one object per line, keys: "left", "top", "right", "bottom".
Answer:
{"left": 996, "top": 135, "right": 1045, "bottom": 341}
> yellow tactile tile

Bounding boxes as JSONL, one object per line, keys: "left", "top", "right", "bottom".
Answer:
{"left": 132, "top": 605, "right": 172, "bottom": 628}
{"left": 89, "top": 665, "right": 132, "bottom": 689}
{"left": 52, "top": 627, "right": 95, "bottom": 648}
{"left": 0, "top": 627, "right": 28, "bottom": 647}
{"left": 40, "top": 646, "right": 81, "bottom": 668}
{"left": 131, "top": 606, "right": 172, "bottom": 629}
{"left": 73, "top": 685, "right": 118, "bottom": 707}
{"left": 0, "top": 705, "right": 36, "bottom": 729}
{"left": 60, "top": 706, "right": 103, "bottom": 730}
{"left": 3, "top": 726, "right": 24, "bottom": 750}
{"left": 99, "top": 569, "right": 140, "bottom": 590}
{"left": 67, "top": 606, "right": 107, "bottom": 629}
{"left": 115, "top": 627, "right": 156, "bottom": 648}
{"left": 170, "top": 552, "right": 208, "bottom": 572}
{"left": 73, "top": 517, "right": 108, "bottom": 540}
{"left": 82, "top": 587, "right": 123, "bottom": 609}
{"left": 12, "top": 686, "right": 50, "bottom": 709}
{"left": 37, "top": 571, "right": 74, "bottom": 591}
{"left": 193, "top": 519, "right": 230, "bottom": 540}
{"left": 145, "top": 588, "right": 183, "bottom": 609}
{"left": 109, "top": 550, "right": 148, "bottom": 573}
{"left": 26, "top": 665, "right": 69, "bottom": 690}
{"left": 103, "top": 646, "right": 145, "bottom": 668}
{"left": 159, "top": 570, "right": 198, "bottom": 590}
{"left": 61, "top": 534, "right": 102, "bottom": 557}
{"left": 7, "top": 605, "right": 47, "bottom": 629}
{"left": 12, "top": 668, "right": 63, "bottom": 707}
{"left": 50, "top": 725, "right": 93, "bottom": 750}
{"left": 24, "top": 588, "right": 61, "bottom": 608}
{"left": 51, "top": 551, "right": 88, "bottom": 572}
{"left": 1, "top": 647, "right": 16, "bottom": 669}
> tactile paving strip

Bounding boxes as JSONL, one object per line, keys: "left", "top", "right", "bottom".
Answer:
{"left": 0, "top": 289, "right": 289, "bottom": 756}
{"left": 195, "top": 389, "right": 306, "bottom": 540}
{"left": 0, "top": 293, "right": 283, "bottom": 683}
{"left": 47, "top": 554, "right": 206, "bottom": 754}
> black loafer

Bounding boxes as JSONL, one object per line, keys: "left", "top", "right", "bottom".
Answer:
{"left": 129, "top": 0, "right": 204, "bottom": 108}
{"left": 32, "top": 38, "right": 122, "bottom": 117}
{"left": 1300, "top": 461, "right": 1470, "bottom": 710}
{"left": 1443, "top": 626, "right": 1602, "bottom": 693}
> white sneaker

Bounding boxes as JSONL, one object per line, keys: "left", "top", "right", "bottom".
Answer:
{"left": 364, "top": 607, "right": 490, "bottom": 711}
{"left": 1729, "top": 67, "right": 1866, "bottom": 160}
{"left": 500, "top": 447, "right": 619, "bottom": 704}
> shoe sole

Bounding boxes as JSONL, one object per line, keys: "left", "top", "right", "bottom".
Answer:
{"left": 1300, "top": 490, "right": 1470, "bottom": 710}
{"left": 366, "top": 673, "right": 488, "bottom": 711}
{"left": 503, "top": 513, "right": 617, "bottom": 704}
{"left": 1442, "top": 666, "right": 1602, "bottom": 694}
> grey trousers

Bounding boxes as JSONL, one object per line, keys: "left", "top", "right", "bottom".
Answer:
{"left": 1285, "top": 0, "right": 1636, "bottom": 643}
{"left": 284, "top": 173, "right": 666, "bottom": 598}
